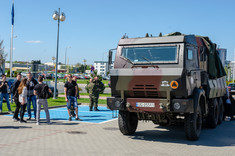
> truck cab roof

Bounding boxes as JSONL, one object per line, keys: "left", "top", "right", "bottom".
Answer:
{"left": 118, "top": 35, "right": 197, "bottom": 47}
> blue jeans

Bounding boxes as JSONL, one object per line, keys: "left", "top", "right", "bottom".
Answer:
{"left": 27, "top": 96, "right": 37, "bottom": 118}
{"left": 66, "top": 96, "right": 78, "bottom": 109}
{"left": 0, "top": 93, "right": 11, "bottom": 111}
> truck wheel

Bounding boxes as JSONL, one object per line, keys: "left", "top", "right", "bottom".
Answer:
{"left": 118, "top": 111, "right": 138, "bottom": 135}
{"left": 217, "top": 98, "right": 224, "bottom": 125}
{"left": 207, "top": 98, "right": 219, "bottom": 128}
{"left": 184, "top": 104, "right": 202, "bottom": 141}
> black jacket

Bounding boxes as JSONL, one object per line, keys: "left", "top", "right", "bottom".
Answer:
{"left": 26, "top": 78, "right": 38, "bottom": 96}
{"left": 12, "top": 80, "right": 21, "bottom": 99}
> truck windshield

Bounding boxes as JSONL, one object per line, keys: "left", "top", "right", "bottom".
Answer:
{"left": 122, "top": 46, "right": 177, "bottom": 63}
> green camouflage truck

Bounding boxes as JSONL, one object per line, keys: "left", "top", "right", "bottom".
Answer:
{"left": 107, "top": 33, "right": 227, "bottom": 141}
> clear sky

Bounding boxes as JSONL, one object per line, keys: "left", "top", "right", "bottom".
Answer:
{"left": 0, "top": 0, "right": 235, "bottom": 65}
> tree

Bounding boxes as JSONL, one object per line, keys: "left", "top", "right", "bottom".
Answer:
{"left": 31, "top": 60, "right": 41, "bottom": 64}
{"left": 6, "top": 70, "right": 10, "bottom": 77}
{"left": 14, "top": 71, "right": 18, "bottom": 77}
{"left": 0, "top": 40, "right": 7, "bottom": 63}
{"left": 75, "top": 62, "right": 81, "bottom": 67}
{"left": 159, "top": 32, "right": 163, "bottom": 37}
{"left": 145, "top": 33, "right": 149, "bottom": 37}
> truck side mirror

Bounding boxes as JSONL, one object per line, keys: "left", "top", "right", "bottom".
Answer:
{"left": 108, "top": 50, "right": 113, "bottom": 66}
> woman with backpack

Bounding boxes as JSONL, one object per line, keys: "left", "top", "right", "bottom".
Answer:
{"left": 18, "top": 78, "right": 28, "bottom": 123}
{"left": 34, "top": 76, "right": 51, "bottom": 125}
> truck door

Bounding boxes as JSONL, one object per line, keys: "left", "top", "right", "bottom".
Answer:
{"left": 186, "top": 46, "right": 201, "bottom": 96}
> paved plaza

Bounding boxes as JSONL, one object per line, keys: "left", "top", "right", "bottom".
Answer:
{"left": 0, "top": 107, "right": 235, "bottom": 156}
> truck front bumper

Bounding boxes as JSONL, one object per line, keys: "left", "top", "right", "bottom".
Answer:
{"left": 107, "top": 97, "right": 194, "bottom": 113}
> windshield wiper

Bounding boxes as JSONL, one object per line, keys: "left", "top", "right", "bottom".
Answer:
{"left": 142, "top": 56, "right": 156, "bottom": 68}
{"left": 120, "top": 56, "right": 134, "bottom": 67}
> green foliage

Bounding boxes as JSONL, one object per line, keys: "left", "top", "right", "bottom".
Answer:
{"left": 145, "top": 33, "right": 149, "bottom": 37}
{"left": 13, "top": 71, "right": 18, "bottom": 77}
{"left": 31, "top": 60, "right": 41, "bottom": 64}
{"left": 159, "top": 32, "right": 162, "bottom": 37}
{"left": 6, "top": 70, "right": 10, "bottom": 77}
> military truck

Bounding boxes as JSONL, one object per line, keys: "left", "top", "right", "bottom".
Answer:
{"left": 107, "top": 33, "right": 227, "bottom": 141}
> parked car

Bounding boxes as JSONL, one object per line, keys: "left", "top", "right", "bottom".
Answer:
{"left": 6, "top": 78, "right": 16, "bottom": 94}
{"left": 228, "top": 83, "right": 235, "bottom": 95}
{"left": 102, "top": 76, "right": 110, "bottom": 80}
{"left": 21, "top": 72, "right": 27, "bottom": 78}
{"left": 73, "top": 74, "right": 80, "bottom": 79}
{"left": 46, "top": 74, "right": 53, "bottom": 79}
{"left": 43, "top": 81, "right": 58, "bottom": 97}
{"left": 79, "top": 75, "right": 85, "bottom": 79}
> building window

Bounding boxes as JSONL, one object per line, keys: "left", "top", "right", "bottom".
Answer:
{"left": 101, "top": 63, "right": 104, "bottom": 65}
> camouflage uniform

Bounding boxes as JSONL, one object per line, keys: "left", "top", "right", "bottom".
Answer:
{"left": 88, "top": 81, "right": 99, "bottom": 111}
{"left": 95, "top": 80, "right": 105, "bottom": 98}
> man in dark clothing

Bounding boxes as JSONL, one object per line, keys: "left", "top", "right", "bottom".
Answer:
{"left": 26, "top": 72, "right": 38, "bottom": 120}
{"left": 34, "top": 76, "right": 51, "bottom": 125}
{"left": 0, "top": 74, "right": 12, "bottom": 113}
{"left": 64, "top": 74, "right": 79, "bottom": 121}
{"left": 12, "top": 73, "right": 22, "bottom": 121}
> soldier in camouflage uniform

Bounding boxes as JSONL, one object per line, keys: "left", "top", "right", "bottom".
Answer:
{"left": 94, "top": 76, "right": 105, "bottom": 111}
{"left": 88, "top": 79, "right": 99, "bottom": 111}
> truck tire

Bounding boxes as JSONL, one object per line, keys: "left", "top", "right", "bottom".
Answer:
{"left": 217, "top": 98, "right": 224, "bottom": 125}
{"left": 118, "top": 111, "right": 138, "bottom": 135}
{"left": 184, "top": 104, "right": 202, "bottom": 141}
{"left": 206, "top": 98, "right": 219, "bottom": 128}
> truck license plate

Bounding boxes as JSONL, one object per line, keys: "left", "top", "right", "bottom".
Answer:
{"left": 136, "top": 102, "right": 155, "bottom": 107}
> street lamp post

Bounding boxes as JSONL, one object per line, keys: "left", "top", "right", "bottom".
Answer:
{"left": 52, "top": 8, "right": 66, "bottom": 99}
{"left": 83, "top": 59, "right": 86, "bottom": 74}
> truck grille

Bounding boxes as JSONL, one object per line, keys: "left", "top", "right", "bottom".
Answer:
{"left": 130, "top": 84, "right": 165, "bottom": 98}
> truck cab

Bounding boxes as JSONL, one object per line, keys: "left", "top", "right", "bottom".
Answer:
{"left": 107, "top": 34, "right": 226, "bottom": 141}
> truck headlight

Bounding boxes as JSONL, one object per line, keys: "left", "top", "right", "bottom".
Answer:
{"left": 174, "top": 102, "right": 181, "bottom": 110}
{"left": 126, "top": 102, "right": 131, "bottom": 108}
{"left": 115, "top": 101, "right": 121, "bottom": 108}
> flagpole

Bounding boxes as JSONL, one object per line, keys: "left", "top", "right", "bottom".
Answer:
{"left": 233, "top": 48, "right": 235, "bottom": 82}
{"left": 10, "top": 0, "right": 14, "bottom": 78}
{"left": 10, "top": 25, "right": 13, "bottom": 78}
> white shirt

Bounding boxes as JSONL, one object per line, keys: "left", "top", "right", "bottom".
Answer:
{"left": 19, "top": 87, "right": 27, "bottom": 104}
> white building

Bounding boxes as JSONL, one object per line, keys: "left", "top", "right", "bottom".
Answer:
{"left": 93, "top": 61, "right": 113, "bottom": 76}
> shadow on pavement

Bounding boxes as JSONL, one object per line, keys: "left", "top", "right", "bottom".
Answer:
{"left": 0, "top": 126, "right": 32, "bottom": 129}
{"left": 50, "top": 121, "right": 79, "bottom": 125}
{"left": 129, "top": 121, "right": 235, "bottom": 147}
{"left": 80, "top": 115, "right": 105, "bottom": 118}
{"left": 67, "top": 131, "right": 87, "bottom": 134}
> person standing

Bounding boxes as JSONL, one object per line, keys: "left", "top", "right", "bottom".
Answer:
{"left": 0, "top": 74, "right": 12, "bottom": 113}
{"left": 224, "top": 87, "right": 234, "bottom": 121}
{"left": 26, "top": 72, "right": 38, "bottom": 120}
{"left": 64, "top": 74, "right": 80, "bottom": 121}
{"left": 72, "top": 76, "right": 80, "bottom": 99}
{"left": 18, "top": 78, "right": 28, "bottom": 123}
{"left": 94, "top": 76, "right": 105, "bottom": 111}
{"left": 8, "top": 79, "right": 14, "bottom": 104}
{"left": 12, "top": 73, "right": 22, "bottom": 121}
{"left": 34, "top": 76, "right": 51, "bottom": 125}
{"left": 88, "top": 78, "right": 99, "bottom": 111}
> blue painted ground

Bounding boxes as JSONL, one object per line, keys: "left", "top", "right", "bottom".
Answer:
{"left": 5, "top": 106, "right": 118, "bottom": 123}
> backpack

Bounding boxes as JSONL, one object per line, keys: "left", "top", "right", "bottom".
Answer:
{"left": 39, "top": 84, "right": 50, "bottom": 99}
